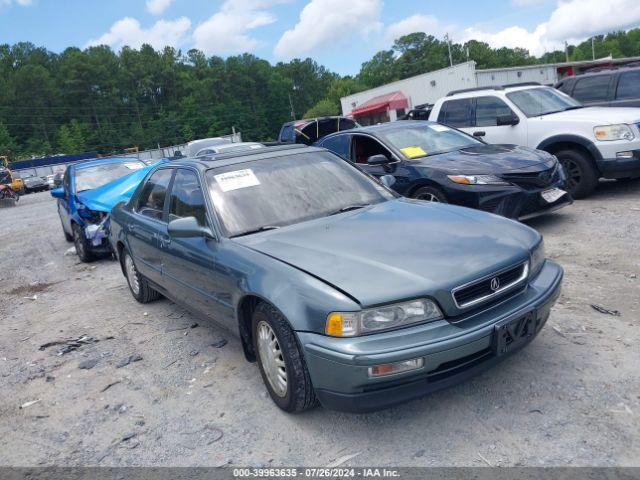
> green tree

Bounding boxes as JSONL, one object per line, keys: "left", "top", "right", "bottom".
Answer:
{"left": 304, "top": 99, "right": 339, "bottom": 118}
{"left": 0, "top": 121, "right": 18, "bottom": 157}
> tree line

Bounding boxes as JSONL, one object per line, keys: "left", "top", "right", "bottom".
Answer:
{"left": 1, "top": 28, "right": 639, "bottom": 160}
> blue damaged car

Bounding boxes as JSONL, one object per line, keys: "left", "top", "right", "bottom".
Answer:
{"left": 51, "top": 157, "right": 146, "bottom": 262}
{"left": 109, "top": 145, "right": 563, "bottom": 413}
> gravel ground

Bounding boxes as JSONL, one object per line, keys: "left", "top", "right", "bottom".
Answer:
{"left": 0, "top": 183, "right": 639, "bottom": 468}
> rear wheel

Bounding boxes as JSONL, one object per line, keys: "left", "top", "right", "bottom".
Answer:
{"left": 252, "top": 302, "right": 317, "bottom": 412}
{"left": 556, "top": 149, "right": 598, "bottom": 199}
{"left": 122, "top": 249, "right": 161, "bottom": 303}
{"left": 412, "top": 185, "right": 447, "bottom": 203}
{"left": 72, "top": 223, "right": 94, "bottom": 263}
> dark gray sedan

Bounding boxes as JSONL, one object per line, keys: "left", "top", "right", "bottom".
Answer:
{"left": 109, "top": 145, "right": 563, "bottom": 413}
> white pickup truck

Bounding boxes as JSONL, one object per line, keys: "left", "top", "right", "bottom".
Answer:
{"left": 428, "top": 83, "right": 640, "bottom": 198}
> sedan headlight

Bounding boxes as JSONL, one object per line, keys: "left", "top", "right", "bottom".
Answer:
{"left": 326, "top": 298, "right": 443, "bottom": 337}
{"left": 448, "top": 174, "right": 510, "bottom": 186}
{"left": 593, "top": 124, "right": 635, "bottom": 141}
{"left": 530, "top": 240, "right": 546, "bottom": 278}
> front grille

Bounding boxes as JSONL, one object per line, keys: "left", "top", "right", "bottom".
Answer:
{"left": 452, "top": 262, "right": 528, "bottom": 309}
{"left": 502, "top": 164, "right": 558, "bottom": 190}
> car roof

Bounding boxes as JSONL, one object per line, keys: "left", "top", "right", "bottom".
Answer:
{"left": 71, "top": 156, "right": 143, "bottom": 170}
{"left": 321, "top": 120, "right": 438, "bottom": 139}
{"left": 445, "top": 83, "right": 548, "bottom": 99}
{"left": 160, "top": 144, "right": 322, "bottom": 171}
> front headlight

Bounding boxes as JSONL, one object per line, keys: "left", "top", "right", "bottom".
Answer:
{"left": 593, "top": 124, "right": 635, "bottom": 141}
{"left": 448, "top": 174, "right": 510, "bottom": 186}
{"left": 326, "top": 298, "right": 443, "bottom": 337}
{"left": 530, "top": 240, "right": 546, "bottom": 278}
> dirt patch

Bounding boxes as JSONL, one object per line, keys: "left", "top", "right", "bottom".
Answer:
{"left": 4, "top": 281, "right": 58, "bottom": 297}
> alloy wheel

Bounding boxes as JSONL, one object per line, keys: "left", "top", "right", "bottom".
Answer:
{"left": 124, "top": 254, "right": 140, "bottom": 296}
{"left": 417, "top": 192, "right": 440, "bottom": 202}
{"left": 561, "top": 159, "right": 581, "bottom": 192}
{"left": 256, "top": 320, "right": 288, "bottom": 397}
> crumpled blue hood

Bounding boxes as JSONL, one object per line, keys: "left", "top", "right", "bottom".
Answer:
{"left": 76, "top": 159, "right": 168, "bottom": 212}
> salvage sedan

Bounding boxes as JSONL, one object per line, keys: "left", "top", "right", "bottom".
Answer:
{"left": 51, "top": 157, "right": 146, "bottom": 262}
{"left": 317, "top": 121, "right": 572, "bottom": 221}
{"left": 109, "top": 145, "right": 563, "bottom": 413}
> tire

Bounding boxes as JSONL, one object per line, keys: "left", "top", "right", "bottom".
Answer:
{"left": 61, "top": 218, "right": 73, "bottom": 242}
{"left": 556, "top": 149, "right": 599, "bottom": 199}
{"left": 411, "top": 185, "right": 448, "bottom": 203}
{"left": 252, "top": 302, "right": 317, "bottom": 412}
{"left": 122, "top": 249, "right": 161, "bottom": 303}
{"left": 72, "top": 223, "right": 94, "bottom": 263}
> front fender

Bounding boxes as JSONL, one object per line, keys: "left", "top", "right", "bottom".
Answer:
{"left": 227, "top": 242, "right": 360, "bottom": 334}
{"left": 536, "top": 134, "right": 602, "bottom": 161}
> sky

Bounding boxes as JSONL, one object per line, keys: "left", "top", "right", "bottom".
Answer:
{"left": 1, "top": 0, "right": 640, "bottom": 75}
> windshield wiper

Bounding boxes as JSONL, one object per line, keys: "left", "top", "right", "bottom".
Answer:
{"left": 230, "top": 225, "right": 280, "bottom": 238}
{"left": 329, "top": 203, "right": 370, "bottom": 216}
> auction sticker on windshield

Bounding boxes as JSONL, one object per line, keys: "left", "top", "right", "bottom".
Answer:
{"left": 124, "top": 162, "right": 144, "bottom": 170}
{"left": 400, "top": 146, "right": 427, "bottom": 158}
{"left": 214, "top": 169, "right": 261, "bottom": 192}
{"left": 429, "top": 124, "right": 450, "bottom": 132}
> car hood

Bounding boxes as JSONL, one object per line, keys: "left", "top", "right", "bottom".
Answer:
{"left": 415, "top": 144, "right": 553, "bottom": 174}
{"left": 537, "top": 107, "right": 640, "bottom": 124}
{"left": 235, "top": 199, "right": 538, "bottom": 313}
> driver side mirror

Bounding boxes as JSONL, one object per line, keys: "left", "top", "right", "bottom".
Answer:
{"left": 496, "top": 113, "right": 519, "bottom": 126}
{"left": 367, "top": 154, "right": 393, "bottom": 166}
{"left": 50, "top": 187, "right": 65, "bottom": 199}
{"left": 168, "top": 216, "right": 215, "bottom": 239}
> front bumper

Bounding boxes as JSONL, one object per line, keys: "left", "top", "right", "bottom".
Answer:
{"left": 443, "top": 178, "right": 572, "bottom": 221}
{"left": 298, "top": 260, "right": 563, "bottom": 413}
{"left": 596, "top": 149, "right": 640, "bottom": 179}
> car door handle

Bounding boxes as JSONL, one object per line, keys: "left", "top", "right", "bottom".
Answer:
{"left": 159, "top": 234, "right": 171, "bottom": 247}
{"left": 473, "top": 131, "right": 486, "bottom": 137}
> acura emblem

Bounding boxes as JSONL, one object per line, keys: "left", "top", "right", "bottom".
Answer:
{"left": 490, "top": 277, "right": 500, "bottom": 291}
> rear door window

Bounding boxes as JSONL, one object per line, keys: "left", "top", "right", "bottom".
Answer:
{"left": 320, "top": 135, "right": 351, "bottom": 159}
{"left": 437, "top": 99, "right": 473, "bottom": 127}
{"left": 136, "top": 169, "right": 173, "bottom": 221}
{"left": 168, "top": 169, "right": 208, "bottom": 227}
{"left": 616, "top": 71, "right": 640, "bottom": 99}
{"left": 572, "top": 75, "right": 612, "bottom": 102}
{"left": 475, "top": 96, "right": 515, "bottom": 126}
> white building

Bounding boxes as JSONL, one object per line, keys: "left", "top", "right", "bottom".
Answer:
{"left": 341, "top": 56, "right": 640, "bottom": 125}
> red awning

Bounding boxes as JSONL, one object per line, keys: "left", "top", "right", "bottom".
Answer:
{"left": 351, "top": 91, "right": 408, "bottom": 116}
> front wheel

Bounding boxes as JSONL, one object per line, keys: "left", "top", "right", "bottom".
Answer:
{"left": 556, "top": 149, "right": 598, "bottom": 199}
{"left": 72, "top": 223, "right": 94, "bottom": 263}
{"left": 412, "top": 185, "right": 448, "bottom": 203}
{"left": 252, "top": 302, "right": 317, "bottom": 412}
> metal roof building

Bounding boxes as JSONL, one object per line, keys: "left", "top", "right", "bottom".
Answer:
{"left": 341, "top": 56, "right": 640, "bottom": 125}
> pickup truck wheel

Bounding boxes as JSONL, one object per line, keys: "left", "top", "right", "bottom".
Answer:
{"left": 72, "top": 223, "right": 94, "bottom": 263}
{"left": 122, "top": 250, "right": 161, "bottom": 303}
{"left": 252, "top": 302, "right": 317, "bottom": 412}
{"left": 412, "top": 185, "right": 447, "bottom": 203}
{"left": 556, "top": 149, "right": 598, "bottom": 199}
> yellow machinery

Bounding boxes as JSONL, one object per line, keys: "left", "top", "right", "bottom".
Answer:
{"left": 0, "top": 156, "right": 24, "bottom": 193}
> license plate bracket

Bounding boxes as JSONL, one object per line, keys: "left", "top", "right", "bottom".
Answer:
{"left": 541, "top": 187, "right": 566, "bottom": 204}
{"left": 493, "top": 312, "right": 536, "bottom": 356}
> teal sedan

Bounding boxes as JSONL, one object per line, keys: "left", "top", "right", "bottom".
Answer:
{"left": 108, "top": 145, "right": 562, "bottom": 413}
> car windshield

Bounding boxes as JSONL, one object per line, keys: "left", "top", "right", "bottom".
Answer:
{"left": 74, "top": 160, "right": 145, "bottom": 192}
{"left": 378, "top": 124, "right": 481, "bottom": 158}
{"left": 506, "top": 87, "right": 582, "bottom": 117}
{"left": 206, "top": 151, "right": 393, "bottom": 237}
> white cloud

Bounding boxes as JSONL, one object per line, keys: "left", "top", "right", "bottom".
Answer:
{"left": 85, "top": 17, "right": 191, "bottom": 50}
{"left": 1, "top": 0, "right": 34, "bottom": 7}
{"left": 274, "top": 0, "right": 383, "bottom": 60}
{"left": 460, "top": 0, "right": 640, "bottom": 56}
{"left": 384, "top": 14, "right": 441, "bottom": 43}
{"left": 146, "top": 0, "right": 172, "bottom": 15}
{"left": 192, "top": 0, "right": 286, "bottom": 56}
{"left": 545, "top": 0, "right": 640, "bottom": 42}
{"left": 511, "top": 0, "right": 547, "bottom": 6}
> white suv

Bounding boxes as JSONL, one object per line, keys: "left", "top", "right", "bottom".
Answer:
{"left": 429, "top": 84, "right": 640, "bottom": 198}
